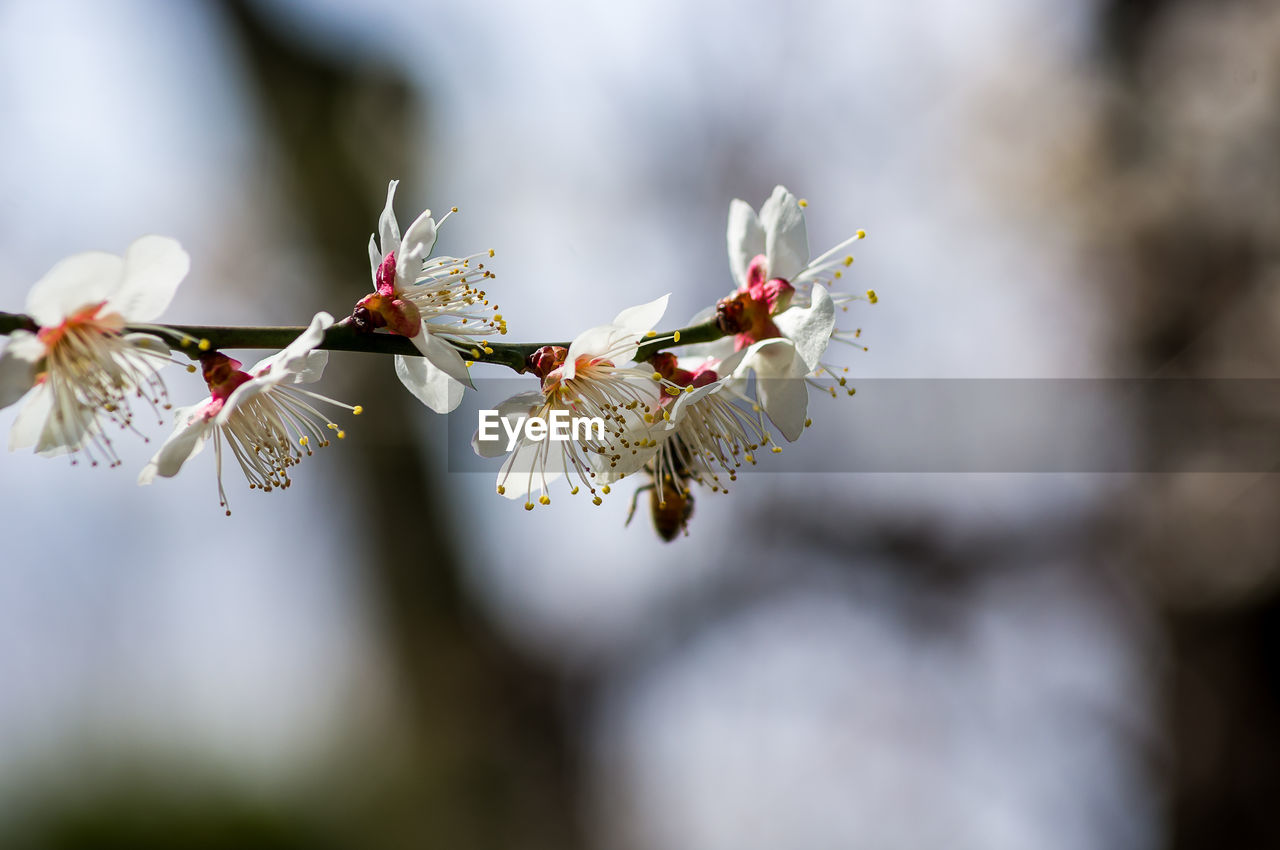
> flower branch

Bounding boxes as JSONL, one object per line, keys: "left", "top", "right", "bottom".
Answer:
{"left": 0, "top": 181, "right": 874, "bottom": 540}
{"left": 0, "top": 312, "right": 37, "bottom": 336}
{"left": 0, "top": 313, "right": 726, "bottom": 374}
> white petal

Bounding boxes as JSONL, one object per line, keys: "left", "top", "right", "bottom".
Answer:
{"left": 773, "top": 284, "right": 836, "bottom": 371}
{"left": 495, "top": 439, "right": 565, "bottom": 500}
{"left": 471, "top": 391, "right": 544, "bottom": 458}
{"left": 395, "top": 244, "right": 425, "bottom": 290}
{"left": 139, "top": 412, "right": 213, "bottom": 482}
{"left": 369, "top": 234, "right": 382, "bottom": 280}
{"left": 35, "top": 396, "right": 92, "bottom": 456}
{"left": 248, "top": 312, "right": 332, "bottom": 380}
{"left": 411, "top": 330, "right": 474, "bottom": 389}
{"left": 760, "top": 185, "right": 809, "bottom": 282}
{"left": 563, "top": 324, "right": 640, "bottom": 379}
{"left": 396, "top": 213, "right": 442, "bottom": 286}
{"left": 741, "top": 340, "right": 809, "bottom": 441}
{"left": 394, "top": 353, "right": 465, "bottom": 413}
{"left": 26, "top": 251, "right": 124, "bottom": 327}
{"left": 285, "top": 351, "right": 329, "bottom": 385}
{"left": 736, "top": 338, "right": 796, "bottom": 380}
{"left": 708, "top": 347, "right": 748, "bottom": 376}
{"left": 378, "top": 179, "right": 402, "bottom": 257}
{"left": 105, "top": 236, "right": 190, "bottom": 322}
{"left": 726, "top": 198, "right": 765, "bottom": 289}
{"left": 0, "top": 331, "right": 43, "bottom": 410}
{"left": 7, "top": 385, "right": 47, "bottom": 449}
{"left": 401, "top": 208, "right": 438, "bottom": 263}
{"left": 217, "top": 379, "right": 271, "bottom": 423}
{"left": 611, "top": 293, "right": 669, "bottom": 334}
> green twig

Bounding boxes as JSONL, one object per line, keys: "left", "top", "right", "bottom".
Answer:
{"left": 0, "top": 312, "right": 727, "bottom": 374}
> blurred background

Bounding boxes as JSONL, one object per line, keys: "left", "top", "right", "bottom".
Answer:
{"left": 0, "top": 0, "right": 1277, "bottom": 847}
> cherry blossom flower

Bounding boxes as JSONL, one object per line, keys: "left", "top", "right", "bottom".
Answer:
{"left": 696, "top": 185, "right": 873, "bottom": 440}
{"left": 138, "top": 312, "right": 361, "bottom": 514}
{"left": 472, "top": 295, "right": 669, "bottom": 510}
{"left": 353, "top": 180, "right": 505, "bottom": 413}
{"left": 0, "top": 236, "right": 190, "bottom": 465}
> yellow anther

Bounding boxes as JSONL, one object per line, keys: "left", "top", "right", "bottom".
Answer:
{"left": 683, "top": 385, "right": 694, "bottom": 393}
{"left": 592, "top": 496, "right": 603, "bottom": 506}
{"left": 197, "top": 339, "right": 211, "bottom": 351}
{"left": 673, "top": 331, "right": 681, "bottom": 342}
{"left": 843, "top": 255, "right": 853, "bottom": 267}
{"left": 666, "top": 386, "right": 681, "bottom": 396}
{"left": 805, "top": 418, "right": 813, "bottom": 428}
{"left": 525, "top": 502, "right": 534, "bottom": 511}
{"left": 483, "top": 347, "right": 494, "bottom": 355}
{"left": 745, "top": 453, "right": 755, "bottom": 464}
{"left": 771, "top": 446, "right": 782, "bottom": 454}
{"left": 353, "top": 405, "right": 364, "bottom": 415}
{"left": 497, "top": 485, "right": 506, "bottom": 495}
{"left": 186, "top": 364, "right": 197, "bottom": 373}
{"left": 299, "top": 436, "right": 309, "bottom": 447}
{"left": 336, "top": 430, "right": 346, "bottom": 439}
{"left": 856, "top": 229, "right": 866, "bottom": 239}
{"left": 651, "top": 371, "right": 663, "bottom": 381}
{"left": 539, "top": 495, "right": 550, "bottom": 506}
{"left": 488, "top": 249, "right": 495, "bottom": 257}
{"left": 644, "top": 413, "right": 654, "bottom": 423}
{"left": 471, "top": 348, "right": 481, "bottom": 358}
{"left": 798, "top": 198, "right": 809, "bottom": 208}
{"left": 602, "top": 485, "right": 611, "bottom": 495}
{"left": 866, "top": 290, "right": 879, "bottom": 304}
{"left": 327, "top": 423, "right": 338, "bottom": 430}
{"left": 570, "top": 486, "right": 580, "bottom": 495}
{"left": 645, "top": 330, "right": 657, "bottom": 338}
{"left": 465, "top": 361, "right": 474, "bottom": 367}
{"left": 451, "top": 206, "right": 458, "bottom": 213}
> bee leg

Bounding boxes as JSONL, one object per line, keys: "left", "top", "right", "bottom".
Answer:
{"left": 625, "top": 484, "right": 654, "bottom": 527}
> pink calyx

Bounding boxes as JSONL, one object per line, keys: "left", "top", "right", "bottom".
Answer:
{"left": 355, "top": 253, "right": 422, "bottom": 340}
{"left": 715, "top": 254, "right": 795, "bottom": 349}
{"left": 198, "top": 353, "right": 253, "bottom": 418}
{"left": 528, "top": 345, "right": 568, "bottom": 380}
{"left": 651, "top": 352, "right": 718, "bottom": 407}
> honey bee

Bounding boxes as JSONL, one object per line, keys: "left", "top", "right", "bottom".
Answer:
{"left": 626, "top": 470, "right": 694, "bottom": 541}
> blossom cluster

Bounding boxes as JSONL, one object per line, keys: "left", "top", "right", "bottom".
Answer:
{"left": 0, "top": 183, "right": 874, "bottom": 537}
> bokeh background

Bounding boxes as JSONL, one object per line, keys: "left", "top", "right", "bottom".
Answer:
{"left": 1, "top": 0, "right": 1278, "bottom": 847}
